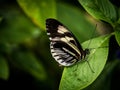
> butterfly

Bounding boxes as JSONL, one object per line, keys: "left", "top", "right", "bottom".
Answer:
{"left": 46, "top": 18, "right": 89, "bottom": 66}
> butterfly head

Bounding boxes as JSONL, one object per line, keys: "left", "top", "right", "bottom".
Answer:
{"left": 84, "top": 49, "right": 90, "bottom": 55}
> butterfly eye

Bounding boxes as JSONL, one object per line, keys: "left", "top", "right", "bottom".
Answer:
{"left": 85, "top": 49, "right": 90, "bottom": 55}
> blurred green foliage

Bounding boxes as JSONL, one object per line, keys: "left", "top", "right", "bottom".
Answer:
{"left": 0, "top": 0, "right": 120, "bottom": 90}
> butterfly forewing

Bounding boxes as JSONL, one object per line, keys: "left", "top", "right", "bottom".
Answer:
{"left": 46, "top": 18, "right": 85, "bottom": 66}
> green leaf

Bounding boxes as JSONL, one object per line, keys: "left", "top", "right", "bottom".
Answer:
{"left": 57, "top": 3, "right": 96, "bottom": 42}
{"left": 0, "top": 56, "right": 9, "bottom": 80}
{"left": 59, "top": 34, "right": 111, "bottom": 90}
{"left": 0, "top": 6, "right": 40, "bottom": 43}
{"left": 17, "top": 0, "right": 56, "bottom": 29}
{"left": 115, "top": 26, "right": 120, "bottom": 46}
{"left": 11, "top": 51, "right": 47, "bottom": 80}
{"left": 78, "top": 0, "right": 117, "bottom": 25}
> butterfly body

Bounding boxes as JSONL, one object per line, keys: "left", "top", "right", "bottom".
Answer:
{"left": 46, "top": 18, "right": 88, "bottom": 66}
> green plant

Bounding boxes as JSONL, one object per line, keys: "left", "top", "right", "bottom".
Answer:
{"left": 0, "top": 0, "right": 120, "bottom": 90}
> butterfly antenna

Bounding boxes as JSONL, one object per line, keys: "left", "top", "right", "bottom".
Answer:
{"left": 86, "top": 60, "right": 95, "bottom": 73}
{"left": 85, "top": 25, "right": 97, "bottom": 73}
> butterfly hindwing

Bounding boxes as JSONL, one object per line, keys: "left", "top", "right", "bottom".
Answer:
{"left": 46, "top": 18, "right": 85, "bottom": 66}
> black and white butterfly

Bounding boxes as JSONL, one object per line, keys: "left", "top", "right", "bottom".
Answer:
{"left": 46, "top": 18, "right": 89, "bottom": 66}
